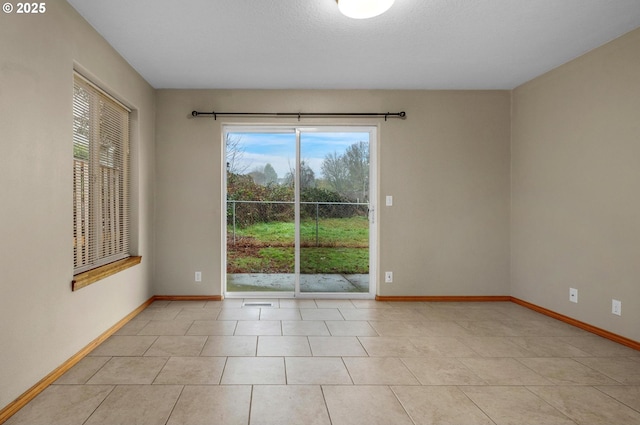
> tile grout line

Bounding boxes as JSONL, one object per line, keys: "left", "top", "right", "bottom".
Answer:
{"left": 340, "top": 357, "right": 355, "bottom": 385}
{"left": 162, "top": 384, "right": 186, "bottom": 425}
{"left": 454, "top": 385, "right": 499, "bottom": 425}
{"left": 218, "top": 357, "right": 229, "bottom": 385}
{"left": 520, "top": 386, "right": 578, "bottom": 424}
{"left": 591, "top": 385, "right": 640, "bottom": 414}
{"left": 80, "top": 385, "right": 117, "bottom": 425}
{"left": 197, "top": 335, "right": 209, "bottom": 357}
{"left": 319, "top": 385, "right": 335, "bottom": 425}
{"left": 387, "top": 385, "right": 418, "bottom": 425}
{"left": 247, "top": 385, "right": 254, "bottom": 425}
{"left": 571, "top": 356, "right": 631, "bottom": 384}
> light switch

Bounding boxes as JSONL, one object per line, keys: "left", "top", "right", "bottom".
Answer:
{"left": 385, "top": 195, "right": 393, "bottom": 206}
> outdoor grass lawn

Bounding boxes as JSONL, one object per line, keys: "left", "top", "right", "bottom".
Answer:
{"left": 227, "top": 216, "right": 369, "bottom": 274}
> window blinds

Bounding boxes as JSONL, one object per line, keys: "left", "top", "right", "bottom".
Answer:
{"left": 73, "top": 73, "right": 130, "bottom": 273}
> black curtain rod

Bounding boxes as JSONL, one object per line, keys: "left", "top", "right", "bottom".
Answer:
{"left": 191, "top": 110, "right": 406, "bottom": 121}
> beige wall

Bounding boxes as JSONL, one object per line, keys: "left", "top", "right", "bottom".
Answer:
{"left": 0, "top": 1, "right": 155, "bottom": 408}
{"left": 154, "top": 90, "right": 511, "bottom": 297}
{"left": 511, "top": 28, "right": 640, "bottom": 341}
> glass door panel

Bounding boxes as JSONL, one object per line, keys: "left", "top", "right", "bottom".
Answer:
{"left": 225, "top": 130, "right": 296, "bottom": 293}
{"left": 299, "top": 131, "right": 371, "bottom": 294}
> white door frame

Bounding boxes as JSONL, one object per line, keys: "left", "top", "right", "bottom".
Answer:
{"left": 222, "top": 124, "right": 378, "bottom": 299}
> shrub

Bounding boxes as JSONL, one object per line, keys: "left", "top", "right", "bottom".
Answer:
{"left": 227, "top": 173, "right": 367, "bottom": 227}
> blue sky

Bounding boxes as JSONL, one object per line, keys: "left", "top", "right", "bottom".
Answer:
{"left": 228, "top": 131, "right": 369, "bottom": 178}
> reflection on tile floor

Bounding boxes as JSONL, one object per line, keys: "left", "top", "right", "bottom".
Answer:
{"left": 6, "top": 300, "right": 640, "bottom": 425}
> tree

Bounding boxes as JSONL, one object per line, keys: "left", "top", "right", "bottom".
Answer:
{"left": 249, "top": 167, "right": 266, "bottom": 185}
{"left": 343, "top": 141, "right": 369, "bottom": 201}
{"left": 320, "top": 141, "right": 369, "bottom": 201}
{"left": 263, "top": 163, "right": 278, "bottom": 185}
{"left": 226, "top": 134, "right": 250, "bottom": 175}
{"left": 249, "top": 163, "right": 278, "bottom": 186}
{"left": 321, "top": 152, "right": 349, "bottom": 195}
{"left": 284, "top": 160, "right": 316, "bottom": 189}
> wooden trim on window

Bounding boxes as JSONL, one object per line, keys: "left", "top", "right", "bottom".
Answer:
{"left": 0, "top": 296, "right": 154, "bottom": 425}
{"left": 72, "top": 256, "right": 142, "bottom": 291}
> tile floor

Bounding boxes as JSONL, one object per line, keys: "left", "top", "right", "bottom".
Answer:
{"left": 6, "top": 299, "right": 640, "bottom": 425}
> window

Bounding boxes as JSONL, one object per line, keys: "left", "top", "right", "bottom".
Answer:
{"left": 72, "top": 73, "right": 131, "bottom": 277}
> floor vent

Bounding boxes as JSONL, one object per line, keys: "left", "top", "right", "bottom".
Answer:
{"left": 243, "top": 302, "right": 274, "bottom": 307}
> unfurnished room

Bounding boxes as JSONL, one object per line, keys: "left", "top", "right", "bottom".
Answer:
{"left": 1, "top": 0, "right": 640, "bottom": 424}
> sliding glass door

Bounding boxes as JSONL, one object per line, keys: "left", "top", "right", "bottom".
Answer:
{"left": 224, "top": 126, "right": 376, "bottom": 298}
{"left": 225, "top": 129, "right": 296, "bottom": 293}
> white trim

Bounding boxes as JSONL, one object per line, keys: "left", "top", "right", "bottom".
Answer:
{"left": 222, "top": 124, "right": 378, "bottom": 299}
{"left": 294, "top": 129, "right": 302, "bottom": 296}
{"left": 221, "top": 126, "right": 228, "bottom": 297}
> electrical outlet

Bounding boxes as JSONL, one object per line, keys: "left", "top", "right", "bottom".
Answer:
{"left": 569, "top": 288, "right": 578, "bottom": 303}
{"left": 612, "top": 299, "right": 621, "bottom": 316}
{"left": 195, "top": 271, "right": 202, "bottom": 282}
{"left": 385, "top": 271, "right": 393, "bottom": 283}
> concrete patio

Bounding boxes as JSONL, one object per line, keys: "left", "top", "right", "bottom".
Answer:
{"left": 227, "top": 273, "right": 369, "bottom": 293}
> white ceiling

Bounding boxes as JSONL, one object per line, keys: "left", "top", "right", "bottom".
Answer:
{"left": 67, "top": 0, "right": 640, "bottom": 90}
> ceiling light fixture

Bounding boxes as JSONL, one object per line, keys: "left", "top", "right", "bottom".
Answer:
{"left": 336, "top": 0, "right": 395, "bottom": 19}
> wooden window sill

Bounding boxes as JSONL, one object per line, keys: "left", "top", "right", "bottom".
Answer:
{"left": 72, "top": 256, "right": 142, "bottom": 291}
